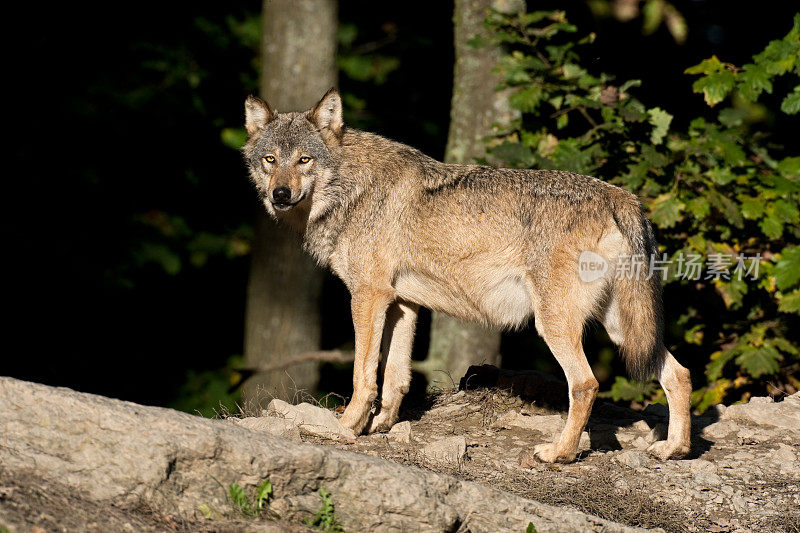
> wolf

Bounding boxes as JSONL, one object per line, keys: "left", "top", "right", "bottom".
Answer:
{"left": 242, "top": 89, "right": 692, "bottom": 464}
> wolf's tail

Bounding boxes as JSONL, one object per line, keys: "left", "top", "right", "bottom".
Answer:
{"left": 609, "top": 194, "right": 665, "bottom": 382}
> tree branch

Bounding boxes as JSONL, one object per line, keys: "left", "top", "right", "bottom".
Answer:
{"left": 255, "top": 350, "right": 355, "bottom": 373}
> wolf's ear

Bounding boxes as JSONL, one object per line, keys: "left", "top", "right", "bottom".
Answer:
{"left": 245, "top": 96, "right": 275, "bottom": 136}
{"left": 308, "top": 88, "right": 343, "bottom": 138}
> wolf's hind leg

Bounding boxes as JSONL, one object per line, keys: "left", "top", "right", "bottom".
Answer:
{"left": 602, "top": 301, "right": 691, "bottom": 459}
{"left": 520, "top": 303, "right": 598, "bottom": 465}
{"left": 648, "top": 350, "right": 692, "bottom": 459}
{"left": 340, "top": 288, "right": 394, "bottom": 435}
{"left": 366, "top": 301, "right": 419, "bottom": 433}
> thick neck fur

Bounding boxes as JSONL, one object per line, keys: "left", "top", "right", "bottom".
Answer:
{"left": 291, "top": 128, "right": 443, "bottom": 266}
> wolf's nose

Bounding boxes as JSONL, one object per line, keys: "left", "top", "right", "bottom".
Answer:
{"left": 273, "top": 187, "right": 291, "bottom": 203}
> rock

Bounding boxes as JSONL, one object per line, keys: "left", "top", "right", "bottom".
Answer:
{"left": 492, "top": 411, "right": 565, "bottom": 437}
{"left": 630, "top": 420, "right": 651, "bottom": 432}
{"left": 388, "top": 421, "right": 412, "bottom": 444}
{"left": 722, "top": 395, "right": 800, "bottom": 432}
{"left": 686, "top": 459, "right": 717, "bottom": 473}
{"left": 428, "top": 402, "right": 467, "bottom": 417}
{"left": 0, "top": 377, "right": 645, "bottom": 532}
{"left": 771, "top": 443, "right": 796, "bottom": 464}
{"left": 420, "top": 436, "right": 468, "bottom": 464}
{"left": 579, "top": 431, "right": 591, "bottom": 450}
{"left": 631, "top": 436, "right": 650, "bottom": 450}
{"left": 701, "top": 420, "right": 739, "bottom": 440}
{"left": 266, "top": 399, "right": 356, "bottom": 442}
{"left": 693, "top": 471, "right": 722, "bottom": 488}
{"left": 614, "top": 431, "right": 635, "bottom": 444}
{"left": 749, "top": 396, "right": 774, "bottom": 404}
{"left": 230, "top": 416, "right": 301, "bottom": 440}
{"left": 731, "top": 491, "right": 747, "bottom": 513}
{"left": 736, "top": 427, "right": 773, "bottom": 445}
{"left": 615, "top": 450, "right": 647, "bottom": 469}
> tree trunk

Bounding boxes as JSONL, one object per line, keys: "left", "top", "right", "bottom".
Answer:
{"left": 243, "top": 0, "right": 337, "bottom": 404}
{"left": 422, "top": 0, "right": 523, "bottom": 388}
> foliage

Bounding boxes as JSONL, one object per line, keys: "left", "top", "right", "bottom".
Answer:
{"left": 170, "top": 355, "right": 245, "bottom": 418}
{"left": 586, "top": 0, "right": 687, "bottom": 44}
{"left": 305, "top": 488, "right": 344, "bottom": 532}
{"left": 526, "top": 522, "right": 538, "bottom": 533}
{"left": 228, "top": 478, "right": 273, "bottom": 518}
{"left": 485, "top": 10, "right": 800, "bottom": 410}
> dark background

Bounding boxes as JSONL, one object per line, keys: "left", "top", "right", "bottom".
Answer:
{"left": 2, "top": 1, "right": 796, "bottom": 409}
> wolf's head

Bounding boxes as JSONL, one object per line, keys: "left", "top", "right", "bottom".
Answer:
{"left": 242, "top": 89, "right": 343, "bottom": 219}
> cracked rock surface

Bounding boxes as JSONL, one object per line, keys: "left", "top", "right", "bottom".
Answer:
{"left": 0, "top": 377, "right": 649, "bottom": 532}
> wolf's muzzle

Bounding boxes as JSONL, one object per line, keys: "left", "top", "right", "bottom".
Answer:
{"left": 272, "top": 186, "right": 292, "bottom": 203}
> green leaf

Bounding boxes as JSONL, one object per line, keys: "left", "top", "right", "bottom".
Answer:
{"left": 229, "top": 483, "right": 253, "bottom": 515}
{"left": 337, "top": 24, "right": 358, "bottom": 47}
{"left": 692, "top": 380, "right": 730, "bottom": 414}
{"left": 778, "top": 156, "right": 800, "bottom": 178}
{"left": 600, "top": 376, "right": 656, "bottom": 402}
{"left": 718, "top": 107, "right": 748, "bottom": 127}
{"left": 773, "top": 199, "right": 800, "bottom": 224}
{"left": 706, "top": 350, "right": 738, "bottom": 382}
{"left": 647, "top": 107, "right": 673, "bottom": 144}
{"left": 735, "top": 345, "right": 782, "bottom": 378}
{"left": 772, "top": 336, "right": 799, "bottom": 356}
{"left": 781, "top": 86, "right": 800, "bottom": 115}
{"left": 687, "top": 196, "right": 711, "bottom": 219}
{"left": 715, "top": 278, "right": 748, "bottom": 309}
{"left": 527, "top": 522, "right": 539, "bottom": 533}
{"left": 759, "top": 213, "right": 783, "bottom": 239}
{"left": 684, "top": 324, "right": 704, "bottom": 345}
{"left": 256, "top": 479, "right": 272, "bottom": 510}
{"left": 490, "top": 142, "right": 535, "bottom": 168}
{"left": 706, "top": 167, "right": 736, "bottom": 185}
{"left": 641, "top": 0, "right": 663, "bottom": 35}
{"left": 649, "top": 193, "right": 684, "bottom": 229}
{"left": 220, "top": 128, "right": 247, "bottom": 150}
{"left": 755, "top": 37, "right": 799, "bottom": 75}
{"left": 778, "top": 289, "right": 800, "bottom": 314}
{"left": 692, "top": 70, "right": 736, "bottom": 107}
{"left": 707, "top": 190, "right": 744, "bottom": 228}
{"left": 509, "top": 86, "right": 545, "bottom": 112}
{"left": 737, "top": 195, "right": 765, "bottom": 220}
{"left": 685, "top": 55, "right": 726, "bottom": 75}
{"left": 562, "top": 63, "right": 588, "bottom": 80}
{"left": 774, "top": 246, "right": 800, "bottom": 290}
{"left": 198, "top": 503, "right": 222, "bottom": 520}
{"left": 737, "top": 63, "right": 773, "bottom": 101}
{"left": 549, "top": 139, "right": 600, "bottom": 174}
{"left": 519, "top": 11, "right": 553, "bottom": 25}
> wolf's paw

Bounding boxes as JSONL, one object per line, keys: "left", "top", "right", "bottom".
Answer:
{"left": 647, "top": 440, "right": 690, "bottom": 460}
{"left": 365, "top": 412, "right": 396, "bottom": 434}
{"left": 339, "top": 404, "right": 371, "bottom": 435}
{"left": 518, "top": 443, "right": 576, "bottom": 466}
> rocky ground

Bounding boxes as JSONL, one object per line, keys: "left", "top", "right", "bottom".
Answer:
{"left": 237, "top": 367, "right": 800, "bottom": 532}
{"left": 2, "top": 370, "right": 799, "bottom": 532}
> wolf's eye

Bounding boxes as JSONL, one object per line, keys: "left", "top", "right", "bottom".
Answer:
{"left": 298, "top": 156, "right": 311, "bottom": 164}
{"left": 264, "top": 155, "right": 276, "bottom": 164}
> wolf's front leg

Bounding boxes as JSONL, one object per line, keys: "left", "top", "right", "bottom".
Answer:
{"left": 366, "top": 301, "right": 419, "bottom": 433}
{"left": 340, "top": 288, "right": 394, "bottom": 435}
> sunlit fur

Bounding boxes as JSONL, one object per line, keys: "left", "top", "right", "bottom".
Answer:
{"left": 242, "top": 90, "right": 692, "bottom": 464}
